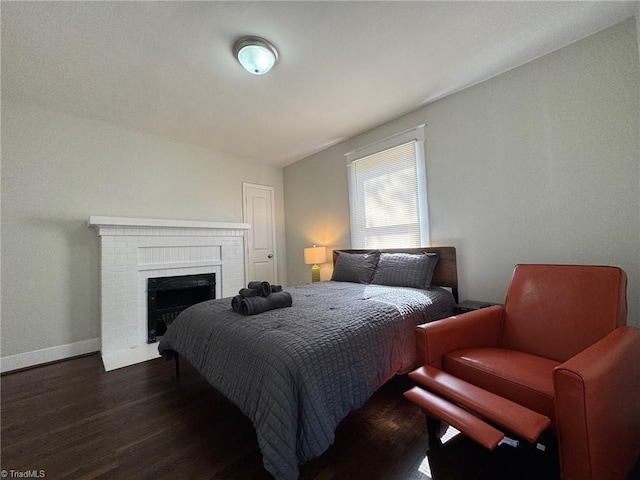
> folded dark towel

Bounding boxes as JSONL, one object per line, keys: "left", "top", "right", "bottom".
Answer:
{"left": 231, "top": 295, "right": 242, "bottom": 312}
{"left": 239, "top": 291, "right": 293, "bottom": 316}
{"left": 270, "top": 284, "right": 283, "bottom": 293}
{"left": 247, "top": 281, "right": 271, "bottom": 297}
{"left": 239, "top": 288, "right": 258, "bottom": 298}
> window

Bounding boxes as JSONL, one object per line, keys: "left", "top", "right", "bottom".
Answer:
{"left": 346, "top": 125, "right": 429, "bottom": 249}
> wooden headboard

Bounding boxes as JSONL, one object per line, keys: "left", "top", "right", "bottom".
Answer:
{"left": 332, "top": 247, "right": 458, "bottom": 302}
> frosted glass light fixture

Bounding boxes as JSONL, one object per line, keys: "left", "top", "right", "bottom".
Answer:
{"left": 304, "top": 245, "right": 327, "bottom": 283}
{"left": 233, "top": 36, "right": 279, "bottom": 75}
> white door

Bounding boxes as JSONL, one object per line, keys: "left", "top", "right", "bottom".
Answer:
{"left": 243, "top": 183, "right": 277, "bottom": 284}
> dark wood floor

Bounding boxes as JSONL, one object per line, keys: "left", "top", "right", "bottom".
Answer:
{"left": 2, "top": 354, "right": 639, "bottom": 480}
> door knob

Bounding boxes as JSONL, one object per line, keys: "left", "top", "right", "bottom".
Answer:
{"left": 268, "top": 254, "right": 273, "bottom": 258}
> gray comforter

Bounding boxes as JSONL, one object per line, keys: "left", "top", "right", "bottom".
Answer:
{"left": 158, "top": 281, "right": 454, "bottom": 480}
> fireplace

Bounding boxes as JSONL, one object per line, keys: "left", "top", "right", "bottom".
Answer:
{"left": 89, "top": 216, "right": 249, "bottom": 371}
{"left": 147, "top": 273, "right": 216, "bottom": 343}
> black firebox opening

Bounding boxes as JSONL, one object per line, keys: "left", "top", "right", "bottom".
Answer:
{"left": 147, "top": 273, "right": 216, "bottom": 343}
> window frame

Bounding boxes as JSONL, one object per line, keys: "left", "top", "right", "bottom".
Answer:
{"left": 345, "top": 124, "right": 429, "bottom": 249}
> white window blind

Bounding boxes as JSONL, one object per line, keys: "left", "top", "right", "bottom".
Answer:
{"left": 347, "top": 128, "right": 429, "bottom": 249}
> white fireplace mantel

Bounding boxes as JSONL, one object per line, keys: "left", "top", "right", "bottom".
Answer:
{"left": 89, "top": 216, "right": 250, "bottom": 233}
{"left": 89, "top": 216, "right": 250, "bottom": 371}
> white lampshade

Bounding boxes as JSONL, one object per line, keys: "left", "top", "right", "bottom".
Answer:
{"left": 304, "top": 246, "right": 327, "bottom": 265}
{"left": 234, "top": 37, "right": 278, "bottom": 75}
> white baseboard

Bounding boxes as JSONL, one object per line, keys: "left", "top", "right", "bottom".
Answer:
{"left": 0, "top": 338, "right": 100, "bottom": 373}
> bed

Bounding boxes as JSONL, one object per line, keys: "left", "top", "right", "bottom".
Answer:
{"left": 158, "top": 247, "right": 458, "bottom": 480}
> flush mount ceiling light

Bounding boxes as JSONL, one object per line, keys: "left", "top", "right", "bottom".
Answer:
{"left": 233, "top": 36, "right": 279, "bottom": 75}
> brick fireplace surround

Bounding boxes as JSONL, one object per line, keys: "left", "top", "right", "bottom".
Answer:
{"left": 89, "top": 216, "right": 250, "bottom": 371}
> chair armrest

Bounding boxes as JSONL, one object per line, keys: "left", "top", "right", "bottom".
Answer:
{"left": 415, "top": 305, "right": 504, "bottom": 368}
{"left": 553, "top": 326, "right": 640, "bottom": 480}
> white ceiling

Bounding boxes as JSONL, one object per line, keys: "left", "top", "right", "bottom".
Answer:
{"left": 2, "top": 1, "right": 637, "bottom": 167}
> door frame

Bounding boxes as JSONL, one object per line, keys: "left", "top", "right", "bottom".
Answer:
{"left": 242, "top": 182, "right": 278, "bottom": 284}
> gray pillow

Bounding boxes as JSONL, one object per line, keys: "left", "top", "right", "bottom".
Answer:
{"left": 331, "top": 250, "right": 381, "bottom": 284}
{"left": 371, "top": 252, "right": 438, "bottom": 289}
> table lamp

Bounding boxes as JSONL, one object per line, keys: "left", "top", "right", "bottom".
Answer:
{"left": 303, "top": 245, "right": 327, "bottom": 282}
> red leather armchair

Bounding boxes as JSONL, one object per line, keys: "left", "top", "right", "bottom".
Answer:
{"left": 404, "top": 264, "right": 640, "bottom": 480}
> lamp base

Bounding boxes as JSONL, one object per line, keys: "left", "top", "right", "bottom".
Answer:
{"left": 311, "top": 264, "right": 321, "bottom": 283}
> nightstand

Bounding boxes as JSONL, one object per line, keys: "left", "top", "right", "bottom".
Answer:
{"left": 453, "top": 300, "right": 501, "bottom": 315}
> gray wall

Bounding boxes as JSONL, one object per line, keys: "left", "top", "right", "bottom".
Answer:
{"left": 1, "top": 102, "right": 286, "bottom": 358}
{"left": 284, "top": 19, "right": 640, "bottom": 325}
